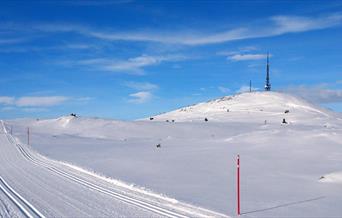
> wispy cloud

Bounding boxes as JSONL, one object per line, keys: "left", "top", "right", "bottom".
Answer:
{"left": 22, "top": 107, "right": 48, "bottom": 112}
{"left": 124, "top": 81, "right": 159, "bottom": 91}
{"left": 71, "top": 54, "right": 186, "bottom": 74}
{"left": 229, "top": 53, "right": 268, "bottom": 61}
{"left": 33, "top": 13, "right": 342, "bottom": 45}
{"left": 216, "top": 46, "right": 258, "bottom": 57}
{"left": 128, "top": 91, "right": 153, "bottom": 104}
{"left": 16, "top": 96, "right": 69, "bottom": 107}
{"left": 236, "top": 85, "right": 259, "bottom": 93}
{"left": 0, "top": 96, "right": 69, "bottom": 107}
{"left": 218, "top": 86, "right": 230, "bottom": 93}
{"left": 270, "top": 15, "right": 342, "bottom": 34}
{"left": 125, "top": 82, "right": 158, "bottom": 104}
{"left": 0, "top": 96, "right": 15, "bottom": 105}
{"left": 0, "top": 43, "right": 100, "bottom": 54}
{"left": 283, "top": 85, "right": 342, "bottom": 103}
{"left": 217, "top": 45, "right": 269, "bottom": 62}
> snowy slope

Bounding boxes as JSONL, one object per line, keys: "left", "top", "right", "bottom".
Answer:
{"left": 4, "top": 91, "right": 342, "bottom": 217}
{"left": 150, "top": 91, "right": 337, "bottom": 123}
{"left": 0, "top": 121, "right": 228, "bottom": 217}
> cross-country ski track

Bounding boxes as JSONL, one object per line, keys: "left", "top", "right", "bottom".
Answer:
{"left": 0, "top": 121, "right": 228, "bottom": 217}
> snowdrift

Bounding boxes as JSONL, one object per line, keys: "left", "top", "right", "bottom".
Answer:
{"left": 320, "top": 171, "right": 342, "bottom": 184}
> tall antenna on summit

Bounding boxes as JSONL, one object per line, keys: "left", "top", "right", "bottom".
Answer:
{"left": 265, "top": 52, "right": 271, "bottom": 91}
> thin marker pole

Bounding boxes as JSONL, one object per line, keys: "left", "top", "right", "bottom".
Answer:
{"left": 27, "top": 127, "right": 29, "bottom": 145}
{"left": 237, "top": 154, "right": 241, "bottom": 215}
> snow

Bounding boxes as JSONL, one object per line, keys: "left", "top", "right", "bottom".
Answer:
{"left": 320, "top": 171, "right": 342, "bottom": 184}
{"left": 149, "top": 91, "right": 335, "bottom": 123}
{"left": 3, "top": 91, "right": 342, "bottom": 217}
{"left": 0, "top": 121, "right": 228, "bottom": 217}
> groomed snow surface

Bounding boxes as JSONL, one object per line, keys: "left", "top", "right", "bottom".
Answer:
{"left": 2, "top": 91, "right": 342, "bottom": 217}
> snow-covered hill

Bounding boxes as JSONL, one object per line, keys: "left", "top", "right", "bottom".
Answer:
{"left": 150, "top": 91, "right": 337, "bottom": 123}
{"left": 3, "top": 91, "right": 342, "bottom": 217}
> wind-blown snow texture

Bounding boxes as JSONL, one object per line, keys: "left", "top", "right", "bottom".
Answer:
{"left": 5, "top": 91, "right": 342, "bottom": 217}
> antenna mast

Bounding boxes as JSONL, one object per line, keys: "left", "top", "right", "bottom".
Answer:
{"left": 265, "top": 53, "right": 271, "bottom": 91}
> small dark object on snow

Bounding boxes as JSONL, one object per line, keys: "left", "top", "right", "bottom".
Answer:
{"left": 284, "top": 110, "right": 290, "bottom": 113}
{"left": 156, "top": 143, "right": 161, "bottom": 148}
{"left": 282, "top": 118, "right": 287, "bottom": 124}
{"left": 319, "top": 176, "right": 325, "bottom": 180}
{"left": 70, "top": 113, "right": 77, "bottom": 117}
{"left": 166, "top": 120, "right": 169, "bottom": 122}
{"left": 149, "top": 117, "right": 154, "bottom": 120}
{"left": 204, "top": 118, "right": 208, "bottom": 122}
{"left": 172, "top": 120, "right": 175, "bottom": 122}
{"left": 227, "top": 109, "right": 230, "bottom": 112}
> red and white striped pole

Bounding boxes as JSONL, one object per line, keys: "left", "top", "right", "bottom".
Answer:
{"left": 237, "top": 154, "right": 241, "bottom": 216}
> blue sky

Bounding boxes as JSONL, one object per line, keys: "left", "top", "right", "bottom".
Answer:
{"left": 0, "top": 0, "right": 341, "bottom": 120}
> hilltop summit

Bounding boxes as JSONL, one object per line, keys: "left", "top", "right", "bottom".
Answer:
{"left": 150, "top": 91, "right": 334, "bottom": 123}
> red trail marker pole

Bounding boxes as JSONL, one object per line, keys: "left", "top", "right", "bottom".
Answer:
{"left": 237, "top": 154, "right": 241, "bottom": 216}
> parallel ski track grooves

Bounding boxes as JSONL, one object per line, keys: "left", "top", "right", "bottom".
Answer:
{"left": 0, "top": 176, "right": 45, "bottom": 218}
{"left": 10, "top": 135, "right": 189, "bottom": 218}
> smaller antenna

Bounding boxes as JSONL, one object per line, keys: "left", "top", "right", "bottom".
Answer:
{"left": 265, "top": 52, "right": 271, "bottom": 91}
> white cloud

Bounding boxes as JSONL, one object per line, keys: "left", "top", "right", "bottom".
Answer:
{"left": 0, "top": 96, "right": 69, "bottom": 107}
{"left": 22, "top": 107, "right": 48, "bottom": 112}
{"left": 0, "top": 96, "right": 15, "bottom": 105}
{"left": 16, "top": 96, "right": 69, "bottom": 107}
{"left": 34, "top": 14, "right": 342, "bottom": 45}
{"left": 218, "top": 86, "right": 230, "bottom": 93}
{"left": 128, "top": 91, "right": 153, "bottom": 104}
{"left": 229, "top": 53, "right": 268, "bottom": 61}
{"left": 218, "top": 46, "right": 267, "bottom": 62}
{"left": 124, "top": 81, "right": 158, "bottom": 91}
{"left": 284, "top": 85, "right": 342, "bottom": 103}
{"left": 216, "top": 50, "right": 238, "bottom": 56}
{"left": 74, "top": 54, "right": 185, "bottom": 74}
{"left": 270, "top": 15, "right": 342, "bottom": 34}
{"left": 104, "top": 55, "right": 161, "bottom": 72}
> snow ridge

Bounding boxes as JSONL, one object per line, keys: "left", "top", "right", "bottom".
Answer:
{"left": 149, "top": 91, "right": 333, "bottom": 122}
